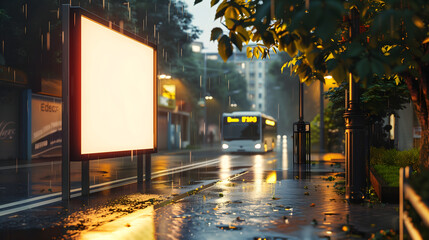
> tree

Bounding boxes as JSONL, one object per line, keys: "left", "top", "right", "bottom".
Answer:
{"left": 325, "top": 78, "right": 410, "bottom": 149}
{"left": 196, "top": 0, "right": 429, "bottom": 168}
{"left": 0, "top": 0, "right": 201, "bottom": 92}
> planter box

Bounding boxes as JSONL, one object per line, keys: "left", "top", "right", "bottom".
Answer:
{"left": 369, "top": 167, "right": 399, "bottom": 203}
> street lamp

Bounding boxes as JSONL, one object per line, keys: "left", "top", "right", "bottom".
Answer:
{"left": 343, "top": 6, "right": 367, "bottom": 202}
{"left": 122, "top": 2, "right": 131, "bottom": 20}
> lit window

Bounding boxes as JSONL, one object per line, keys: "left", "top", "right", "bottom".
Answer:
{"left": 191, "top": 44, "right": 201, "bottom": 53}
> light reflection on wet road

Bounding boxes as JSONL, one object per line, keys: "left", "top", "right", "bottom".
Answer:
{"left": 0, "top": 137, "right": 398, "bottom": 239}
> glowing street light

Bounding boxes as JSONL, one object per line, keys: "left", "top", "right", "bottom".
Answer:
{"left": 159, "top": 74, "right": 171, "bottom": 79}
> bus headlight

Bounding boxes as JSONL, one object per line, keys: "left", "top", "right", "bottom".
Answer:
{"left": 254, "top": 143, "right": 261, "bottom": 149}
{"left": 222, "top": 144, "right": 229, "bottom": 149}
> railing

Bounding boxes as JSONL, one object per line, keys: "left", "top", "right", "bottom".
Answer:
{"left": 399, "top": 167, "right": 429, "bottom": 240}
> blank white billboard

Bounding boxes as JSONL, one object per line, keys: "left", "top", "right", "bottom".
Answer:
{"left": 74, "top": 14, "right": 156, "bottom": 157}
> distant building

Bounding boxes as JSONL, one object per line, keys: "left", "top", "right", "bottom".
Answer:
{"left": 197, "top": 45, "right": 269, "bottom": 114}
{"left": 230, "top": 51, "right": 268, "bottom": 113}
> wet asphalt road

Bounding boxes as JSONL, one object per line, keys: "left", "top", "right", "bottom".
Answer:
{"left": 0, "top": 138, "right": 398, "bottom": 239}
{"left": 0, "top": 147, "right": 226, "bottom": 205}
{"left": 154, "top": 167, "right": 397, "bottom": 240}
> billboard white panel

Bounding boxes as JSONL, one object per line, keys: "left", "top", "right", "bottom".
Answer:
{"left": 79, "top": 16, "right": 155, "bottom": 155}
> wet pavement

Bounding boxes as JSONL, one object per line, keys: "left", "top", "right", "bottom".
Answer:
{"left": 153, "top": 165, "right": 398, "bottom": 240}
{"left": 0, "top": 148, "right": 224, "bottom": 205}
{"left": 0, "top": 140, "right": 399, "bottom": 240}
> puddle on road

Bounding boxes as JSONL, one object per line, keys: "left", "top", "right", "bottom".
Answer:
{"left": 154, "top": 169, "right": 396, "bottom": 240}
{"left": 79, "top": 206, "right": 156, "bottom": 240}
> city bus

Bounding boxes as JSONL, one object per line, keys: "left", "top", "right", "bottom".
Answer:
{"left": 221, "top": 111, "right": 277, "bottom": 153}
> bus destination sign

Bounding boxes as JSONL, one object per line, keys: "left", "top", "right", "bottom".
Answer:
{"left": 227, "top": 116, "right": 258, "bottom": 123}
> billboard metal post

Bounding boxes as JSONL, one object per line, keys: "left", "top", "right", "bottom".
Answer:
{"left": 145, "top": 153, "right": 151, "bottom": 183}
{"left": 137, "top": 153, "right": 144, "bottom": 184}
{"left": 61, "top": 4, "right": 71, "bottom": 201}
{"left": 82, "top": 161, "right": 90, "bottom": 197}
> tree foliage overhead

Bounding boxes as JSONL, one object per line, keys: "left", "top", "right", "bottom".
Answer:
{"left": 197, "top": 0, "right": 427, "bottom": 83}
{"left": 197, "top": 0, "right": 429, "bottom": 167}
{"left": 0, "top": 0, "right": 201, "bottom": 87}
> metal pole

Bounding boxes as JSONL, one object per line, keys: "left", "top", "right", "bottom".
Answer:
{"left": 320, "top": 81, "right": 325, "bottom": 153}
{"left": 82, "top": 161, "right": 90, "bottom": 197}
{"left": 298, "top": 82, "right": 306, "bottom": 165}
{"left": 203, "top": 53, "right": 207, "bottom": 145}
{"left": 61, "top": 4, "right": 71, "bottom": 201}
{"left": 299, "top": 82, "right": 304, "bottom": 121}
{"left": 344, "top": 6, "right": 367, "bottom": 201}
{"left": 137, "top": 153, "right": 144, "bottom": 184}
{"left": 399, "top": 167, "right": 404, "bottom": 240}
{"left": 145, "top": 153, "right": 151, "bottom": 183}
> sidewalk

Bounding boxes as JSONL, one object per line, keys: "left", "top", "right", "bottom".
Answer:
{"left": 0, "top": 153, "right": 398, "bottom": 240}
{"left": 152, "top": 162, "right": 398, "bottom": 240}
{"left": 74, "top": 158, "right": 397, "bottom": 240}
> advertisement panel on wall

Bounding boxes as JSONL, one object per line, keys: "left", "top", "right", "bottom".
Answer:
{"left": 0, "top": 87, "right": 19, "bottom": 160}
{"left": 68, "top": 7, "right": 157, "bottom": 161}
{"left": 159, "top": 84, "right": 176, "bottom": 109}
{"left": 31, "top": 94, "right": 62, "bottom": 158}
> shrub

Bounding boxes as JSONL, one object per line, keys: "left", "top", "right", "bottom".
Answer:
{"left": 372, "top": 165, "right": 400, "bottom": 187}
{"left": 370, "top": 147, "right": 419, "bottom": 170}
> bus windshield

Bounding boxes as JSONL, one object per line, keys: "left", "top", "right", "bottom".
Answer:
{"left": 223, "top": 122, "right": 260, "bottom": 141}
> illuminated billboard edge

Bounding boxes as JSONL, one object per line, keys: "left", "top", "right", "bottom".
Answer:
{"left": 68, "top": 7, "right": 157, "bottom": 161}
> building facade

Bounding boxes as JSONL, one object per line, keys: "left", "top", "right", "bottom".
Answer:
{"left": 231, "top": 52, "right": 268, "bottom": 113}
{"left": 202, "top": 50, "right": 269, "bottom": 114}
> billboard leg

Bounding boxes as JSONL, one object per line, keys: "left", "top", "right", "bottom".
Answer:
{"left": 137, "top": 153, "right": 144, "bottom": 184}
{"left": 82, "top": 160, "right": 90, "bottom": 197}
{"left": 145, "top": 153, "right": 152, "bottom": 184}
{"left": 61, "top": 4, "right": 71, "bottom": 201}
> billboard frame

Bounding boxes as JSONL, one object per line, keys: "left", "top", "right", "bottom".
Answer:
{"left": 68, "top": 6, "right": 157, "bottom": 161}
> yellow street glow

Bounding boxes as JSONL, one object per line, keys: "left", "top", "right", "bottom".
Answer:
{"left": 227, "top": 117, "right": 239, "bottom": 123}
{"left": 80, "top": 206, "right": 155, "bottom": 240}
{"left": 266, "top": 171, "right": 277, "bottom": 184}
{"left": 265, "top": 119, "right": 275, "bottom": 126}
{"left": 80, "top": 16, "right": 154, "bottom": 154}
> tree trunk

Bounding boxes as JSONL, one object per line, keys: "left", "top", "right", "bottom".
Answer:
{"left": 404, "top": 63, "right": 429, "bottom": 170}
{"left": 421, "top": 128, "right": 429, "bottom": 169}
